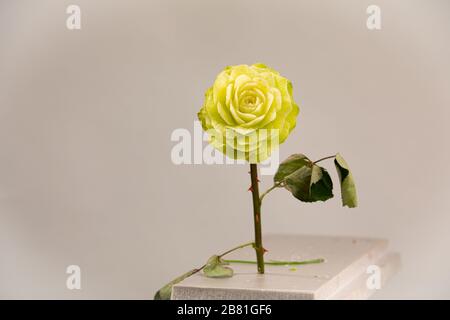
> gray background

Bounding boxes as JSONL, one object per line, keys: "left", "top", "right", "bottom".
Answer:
{"left": 1, "top": 0, "right": 449, "bottom": 299}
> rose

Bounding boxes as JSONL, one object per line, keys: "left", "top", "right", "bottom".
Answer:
{"left": 198, "top": 63, "right": 299, "bottom": 162}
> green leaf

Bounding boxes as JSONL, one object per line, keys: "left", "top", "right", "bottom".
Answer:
{"left": 274, "top": 154, "right": 311, "bottom": 184}
{"left": 310, "top": 165, "right": 334, "bottom": 201}
{"left": 334, "top": 153, "right": 358, "bottom": 208}
{"left": 284, "top": 164, "right": 333, "bottom": 202}
{"left": 154, "top": 269, "right": 198, "bottom": 300}
{"left": 203, "top": 255, "right": 234, "bottom": 278}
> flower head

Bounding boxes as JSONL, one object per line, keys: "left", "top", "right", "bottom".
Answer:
{"left": 198, "top": 63, "right": 299, "bottom": 162}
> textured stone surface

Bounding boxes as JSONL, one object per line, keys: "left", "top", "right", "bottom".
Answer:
{"left": 172, "top": 234, "right": 400, "bottom": 300}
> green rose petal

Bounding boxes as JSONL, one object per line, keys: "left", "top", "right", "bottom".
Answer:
{"left": 198, "top": 64, "right": 300, "bottom": 163}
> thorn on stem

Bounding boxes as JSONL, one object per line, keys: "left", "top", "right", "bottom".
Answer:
{"left": 248, "top": 186, "right": 253, "bottom": 192}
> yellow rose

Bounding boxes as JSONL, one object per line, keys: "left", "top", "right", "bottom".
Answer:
{"left": 198, "top": 63, "right": 299, "bottom": 162}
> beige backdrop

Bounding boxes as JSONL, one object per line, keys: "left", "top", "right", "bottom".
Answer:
{"left": 1, "top": 0, "right": 450, "bottom": 299}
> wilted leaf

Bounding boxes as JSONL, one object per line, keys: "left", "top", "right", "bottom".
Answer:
{"left": 310, "top": 165, "right": 334, "bottom": 201}
{"left": 334, "top": 153, "right": 358, "bottom": 208}
{"left": 154, "top": 269, "right": 198, "bottom": 300}
{"left": 203, "top": 255, "right": 234, "bottom": 278}
{"left": 284, "top": 164, "right": 333, "bottom": 202}
{"left": 283, "top": 166, "right": 311, "bottom": 201}
{"left": 274, "top": 154, "right": 311, "bottom": 184}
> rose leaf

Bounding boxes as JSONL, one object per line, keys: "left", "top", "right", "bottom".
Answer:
{"left": 154, "top": 269, "right": 198, "bottom": 300}
{"left": 274, "top": 154, "right": 312, "bottom": 184}
{"left": 334, "top": 153, "right": 358, "bottom": 208}
{"left": 284, "top": 164, "right": 334, "bottom": 203}
{"left": 203, "top": 255, "right": 234, "bottom": 278}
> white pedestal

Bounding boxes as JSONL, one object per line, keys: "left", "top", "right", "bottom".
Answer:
{"left": 172, "top": 234, "right": 400, "bottom": 300}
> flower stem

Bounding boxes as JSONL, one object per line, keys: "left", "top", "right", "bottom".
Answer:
{"left": 223, "top": 258, "right": 325, "bottom": 266}
{"left": 192, "top": 242, "right": 255, "bottom": 275}
{"left": 313, "top": 155, "right": 336, "bottom": 164}
{"left": 218, "top": 242, "right": 255, "bottom": 258}
{"left": 260, "top": 181, "right": 282, "bottom": 202}
{"left": 250, "top": 164, "right": 265, "bottom": 274}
